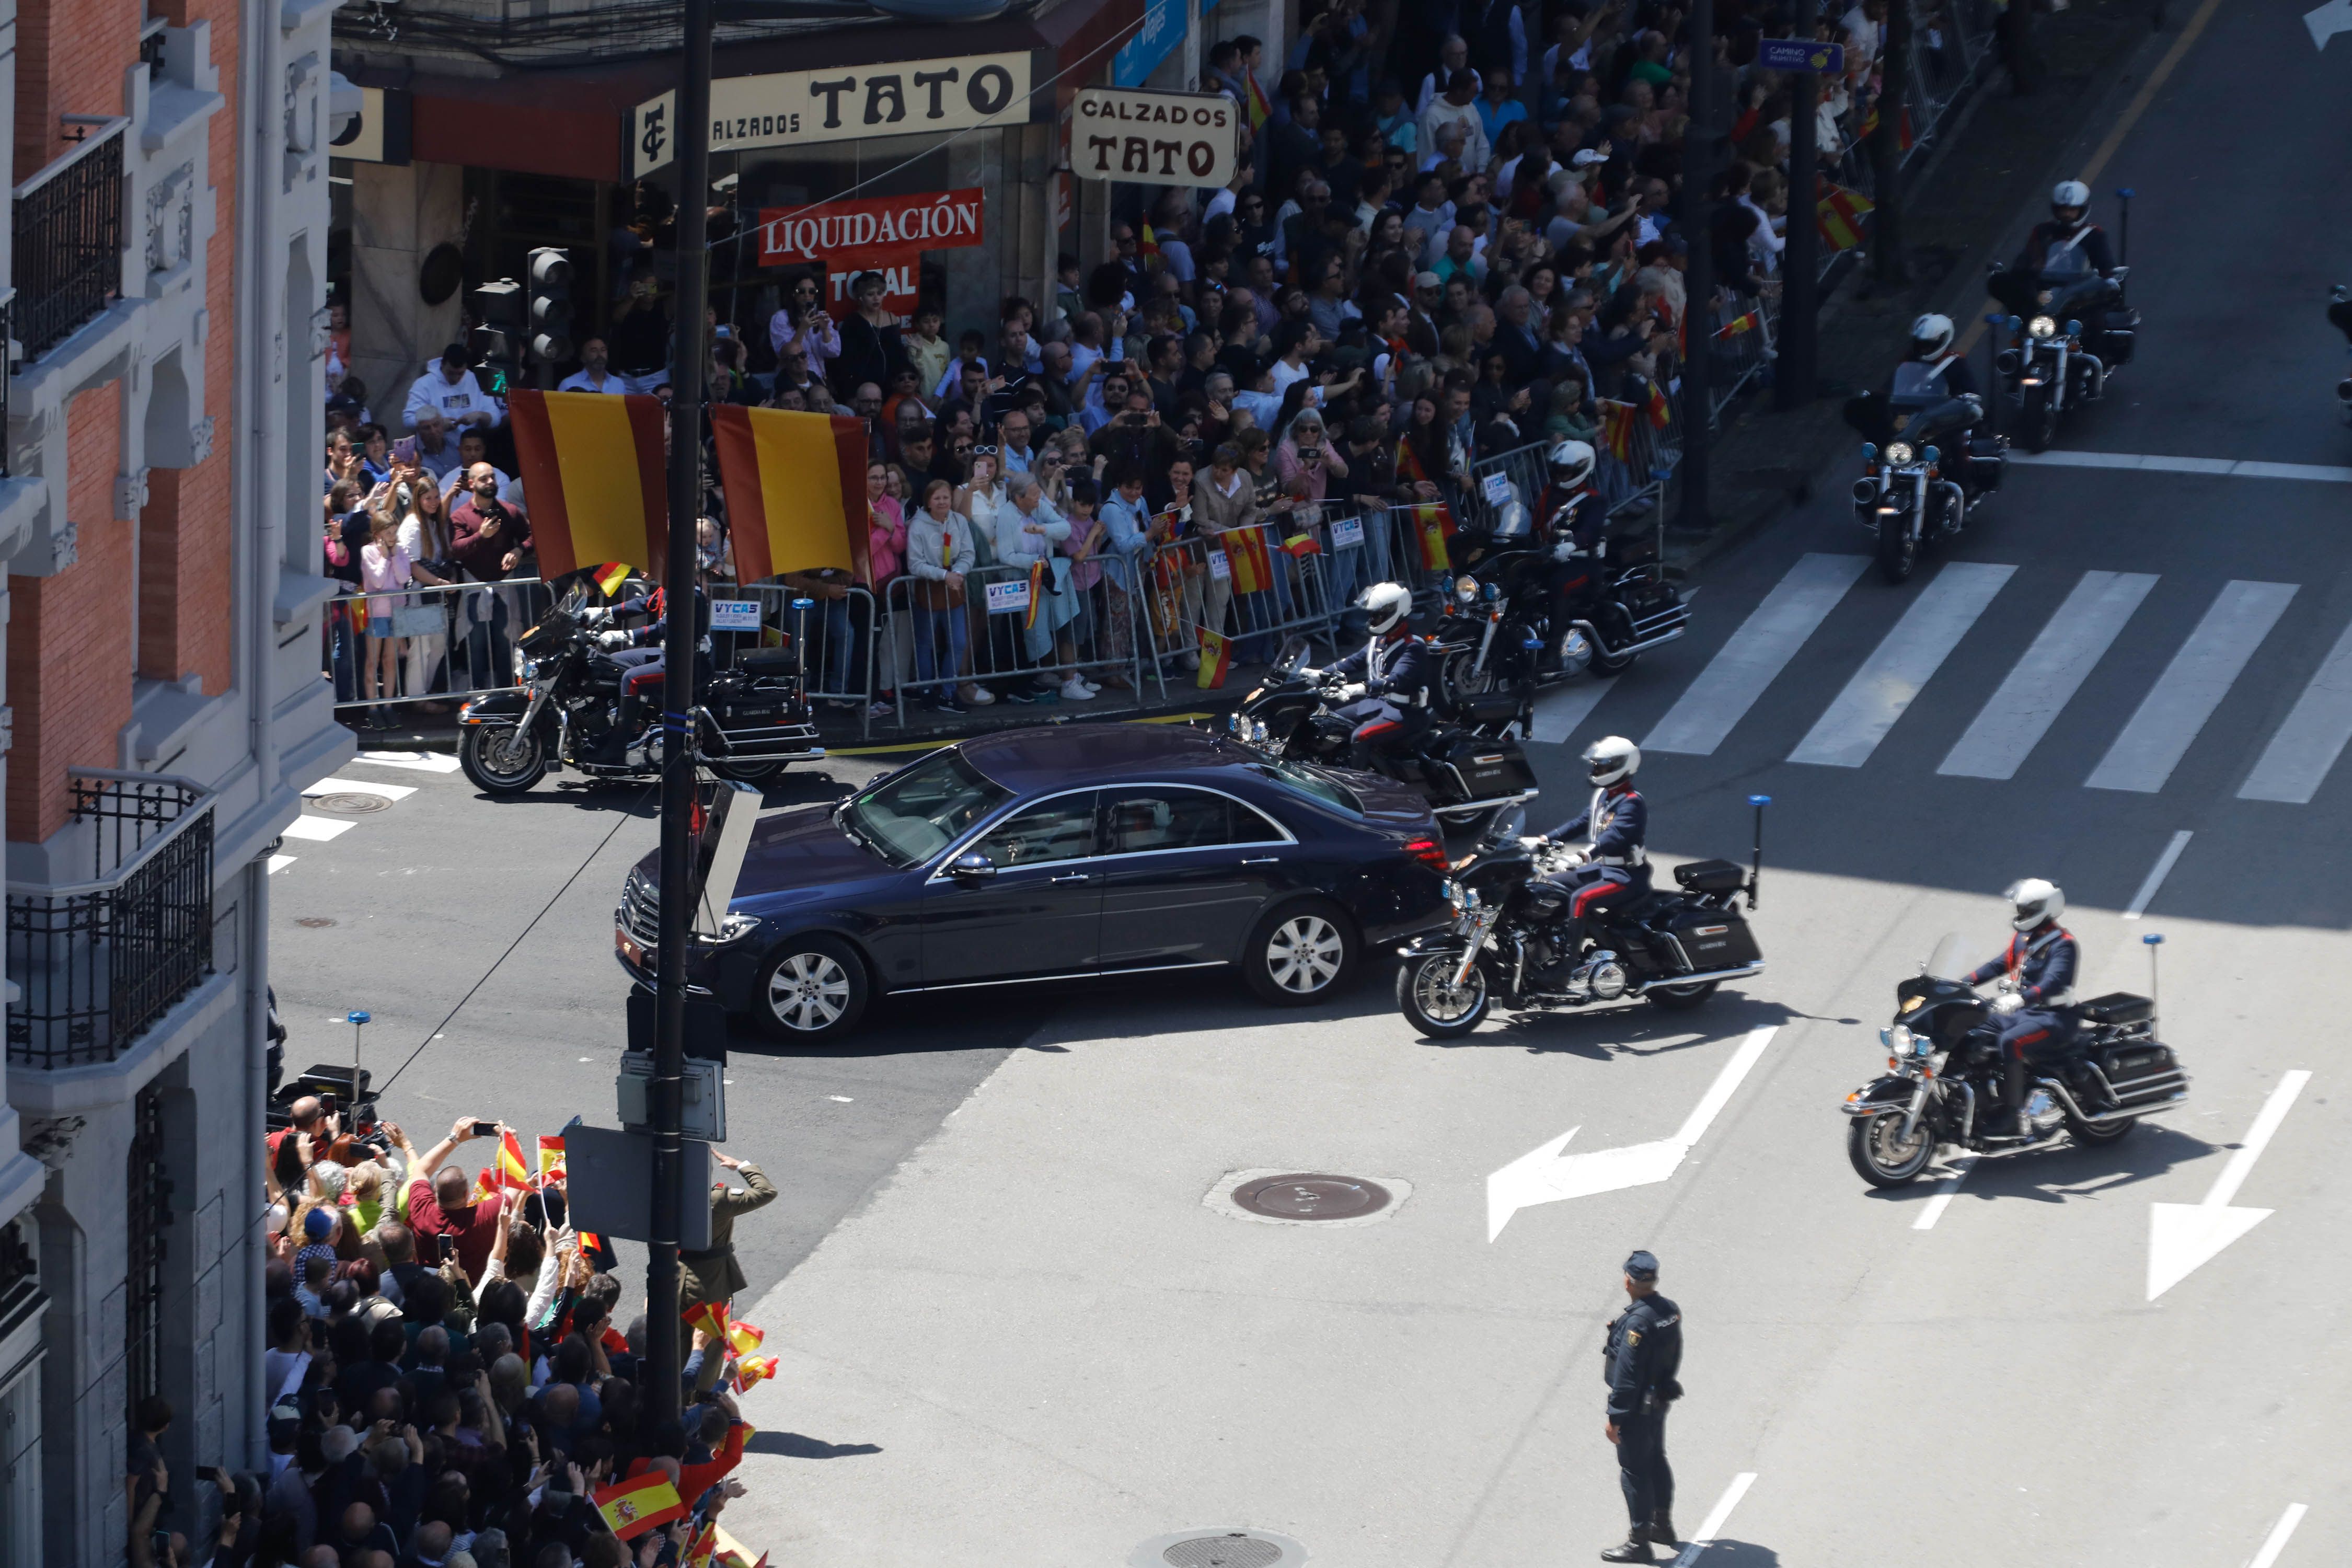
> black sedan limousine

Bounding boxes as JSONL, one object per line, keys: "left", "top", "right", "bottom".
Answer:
{"left": 616, "top": 725, "right": 1456, "bottom": 1041}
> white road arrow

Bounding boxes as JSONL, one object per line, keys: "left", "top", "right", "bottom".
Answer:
{"left": 1488, "top": 1027, "right": 1777, "bottom": 1241}
{"left": 2147, "top": 1069, "right": 2310, "bottom": 1301}
{"left": 2307, "top": 0, "right": 2352, "bottom": 50}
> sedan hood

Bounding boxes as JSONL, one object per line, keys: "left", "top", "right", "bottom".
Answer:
{"left": 737, "top": 803, "right": 897, "bottom": 894}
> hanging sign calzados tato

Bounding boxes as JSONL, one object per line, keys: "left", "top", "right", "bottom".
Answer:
{"left": 631, "top": 53, "right": 1033, "bottom": 178}
{"left": 1071, "top": 87, "right": 1237, "bottom": 188}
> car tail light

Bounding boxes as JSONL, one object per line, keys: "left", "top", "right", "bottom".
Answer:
{"left": 1404, "top": 836, "right": 1447, "bottom": 870}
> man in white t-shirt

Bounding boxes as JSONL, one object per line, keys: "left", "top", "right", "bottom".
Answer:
{"left": 402, "top": 346, "right": 502, "bottom": 433}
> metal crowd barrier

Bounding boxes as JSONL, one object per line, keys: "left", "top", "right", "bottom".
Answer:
{"left": 718, "top": 582, "right": 880, "bottom": 729}
{"left": 1139, "top": 520, "right": 1345, "bottom": 679}
{"left": 325, "top": 579, "right": 555, "bottom": 717}
{"left": 880, "top": 551, "right": 1166, "bottom": 725}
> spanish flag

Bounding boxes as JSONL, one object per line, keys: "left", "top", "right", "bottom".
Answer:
{"left": 1597, "top": 400, "right": 1638, "bottom": 463}
{"left": 1243, "top": 67, "right": 1272, "bottom": 130}
{"left": 1412, "top": 502, "right": 1450, "bottom": 573}
{"left": 684, "top": 1524, "right": 720, "bottom": 1568}
{"left": 468, "top": 1170, "right": 499, "bottom": 1206}
{"left": 592, "top": 1472, "right": 686, "bottom": 1540}
{"left": 494, "top": 1129, "right": 533, "bottom": 1194}
{"left": 733, "top": 1354, "right": 780, "bottom": 1393}
{"left": 1227, "top": 525, "right": 1275, "bottom": 596}
{"left": 1644, "top": 380, "right": 1673, "bottom": 431}
{"left": 708, "top": 1526, "right": 769, "bottom": 1568}
{"left": 1022, "top": 558, "right": 1047, "bottom": 631}
{"left": 1717, "top": 311, "right": 1761, "bottom": 340}
{"left": 506, "top": 390, "right": 672, "bottom": 579}
{"left": 684, "top": 1300, "right": 733, "bottom": 1343}
{"left": 536, "top": 1135, "right": 566, "bottom": 1185}
{"left": 1817, "top": 181, "right": 1874, "bottom": 252}
{"left": 1858, "top": 102, "right": 1914, "bottom": 151}
{"left": 725, "top": 1317, "right": 765, "bottom": 1356}
{"left": 1282, "top": 531, "right": 1321, "bottom": 559}
{"left": 708, "top": 405, "right": 869, "bottom": 585}
{"left": 1196, "top": 628, "right": 1231, "bottom": 689}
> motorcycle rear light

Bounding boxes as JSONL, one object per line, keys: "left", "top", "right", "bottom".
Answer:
{"left": 1404, "top": 837, "right": 1448, "bottom": 870}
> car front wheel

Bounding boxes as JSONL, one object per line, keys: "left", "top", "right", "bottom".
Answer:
{"left": 1243, "top": 900, "right": 1356, "bottom": 1005}
{"left": 753, "top": 933, "right": 869, "bottom": 1043}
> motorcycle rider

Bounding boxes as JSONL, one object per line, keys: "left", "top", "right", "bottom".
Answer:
{"left": 2008, "top": 179, "right": 2124, "bottom": 370}
{"left": 1967, "top": 878, "right": 2079, "bottom": 1137}
{"left": 1537, "top": 736, "right": 1650, "bottom": 964}
{"left": 1305, "top": 581, "right": 1439, "bottom": 771}
{"left": 1884, "top": 313, "right": 1989, "bottom": 499}
{"left": 587, "top": 582, "right": 711, "bottom": 765}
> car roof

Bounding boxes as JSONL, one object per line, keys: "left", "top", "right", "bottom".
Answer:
{"left": 956, "top": 724, "right": 1248, "bottom": 793}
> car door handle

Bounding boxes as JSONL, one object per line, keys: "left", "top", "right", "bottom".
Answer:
{"left": 1240, "top": 856, "right": 1281, "bottom": 865}
{"left": 1050, "top": 872, "right": 1092, "bottom": 883}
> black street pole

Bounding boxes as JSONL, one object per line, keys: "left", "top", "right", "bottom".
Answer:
{"left": 648, "top": 0, "right": 712, "bottom": 1430}
{"left": 1677, "top": 0, "right": 1716, "bottom": 533}
{"left": 1775, "top": 0, "right": 1819, "bottom": 411}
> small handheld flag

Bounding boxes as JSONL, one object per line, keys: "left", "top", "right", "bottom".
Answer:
{"left": 592, "top": 1472, "right": 686, "bottom": 1539}
{"left": 1196, "top": 628, "right": 1232, "bottom": 689}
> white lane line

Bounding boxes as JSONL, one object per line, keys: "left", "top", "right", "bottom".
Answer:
{"left": 352, "top": 749, "right": 463, "bottom": 773}
{"left": 1528, "top": 677, "right": 1617, "bottom": 745}
{"left": 2207, "top": 1070, "right": 2311, "bottom": 1212}
{"left": 305, "top": 775, "right": 419, "bottom": 801}
{"left": 281, "top": 815, "right": 355, "bottom": 842}
{"left": 2239, "top": 615, "right": 2352, "bottom": 803}
{"left": 1912, "top": 1156, "right": 1978, "bottom": 1231}
{"left": 267, "top": 854, "right": 297, "bottom": 875}
{"left": 1644, "top": 554, "right": 1869, "bottom": 756}
{"left": 2085, "top": 581, "right": 2298, "bottom": 792}
{"left": 2247, "top": 1503, "right": 2309, "bottom": 1568}
{"left": 1669, "top": 1471, "right": 1758, "bottom": 1566}
{"left": 1790, "top": 562, "right": 2014, "bottom": 767}
{"left": 1939, "top": 570, "right": 2157, "bottom": 779}
{"left": 2123, "top": 831, "right": 2193, "bottom": 920}
{"left": 2008, "top": 450, "right": 2352, "bottom": 483}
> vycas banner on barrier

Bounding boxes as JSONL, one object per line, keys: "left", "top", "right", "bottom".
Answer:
{"left": 1071, "top": 87, "right": 1238, "bottom": 188}
{"left": 757, "top": 188, "right": 984, "bottom": 267}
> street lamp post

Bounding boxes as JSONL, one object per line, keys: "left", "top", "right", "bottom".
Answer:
{"left": 647, "top": 0, "right": 714, "bottom": 1428}
{"left": 1678, "top": 0, "right": 1717, "bottom": 534}
{"left": 1777, "top": 0, "right": 1819, "bottom": 411}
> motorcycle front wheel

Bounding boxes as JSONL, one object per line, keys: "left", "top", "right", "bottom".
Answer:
{"left": 1397, "top": 952, "right": 1491, "bottom": 1037}
{"left": 1875, "top": 515, "right": 1919, "bottom": 584}
{"left": 1440, "top": 643, "right": 1500, "bottom": 707}
{"left": 1847, "top": 1111, "right": 1937, "bottom": 1187}
{"left": 460, "top": 725, "right": 549, "bottom": 795}
{"left": 2021, "top": 385, "right": 2058, "bottom": 453}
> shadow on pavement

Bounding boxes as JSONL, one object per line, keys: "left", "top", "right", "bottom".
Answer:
{"left": 1860, "top": 1120, "right": 2210, "bottom": 1207}
{"left": 1414, "top": 991, "right": 1803, "bottom": 1060}
{"left": 743, "top": 1430, "right": 882, "bottom": 1460}
{"left": 1694, "top": 1540, "right": 1779, "bottom": 1566}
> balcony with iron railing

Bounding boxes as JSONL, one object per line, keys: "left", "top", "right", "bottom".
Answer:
{"left": 9, "top": 120, "right": 126, "bottom": 364}
{"left": 6, "top": 771, "right": 215, "bottom": 1070}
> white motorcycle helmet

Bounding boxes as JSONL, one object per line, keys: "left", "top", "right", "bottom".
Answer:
{"left": 1547, "top": 438, "right": 1597, "bottom": 490}
{"left": 1583, "top": 734, "right": 1640, "bottom": 787}
{"left": 2050, "top": 179, "right": 2090, "bottom": 226}
{"left": 1908, "top": 313, "right": 1954, "bottom": 359}
{"left": 2004, "top": 877, "right": 2063, "bottom": 931}
{"left": 1361, "top": 580, "right": 1413, "bottom": 636}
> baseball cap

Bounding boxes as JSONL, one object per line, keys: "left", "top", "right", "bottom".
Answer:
{"left": 1624, "top": 1249, "right": 1659, "bottom": 1282}
{"left": 303, "top": 1206, "right": 337, "bottom": 1241}
{"left": 1414, "top": 271, "right": 1442, "bottom": 289}
{"left": 1571, "top": 148, "right": 1608, "bottom": 169}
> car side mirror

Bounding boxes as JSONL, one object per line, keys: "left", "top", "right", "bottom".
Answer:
{"left": 949, "top": 852, "right": 995, "bottom": 880}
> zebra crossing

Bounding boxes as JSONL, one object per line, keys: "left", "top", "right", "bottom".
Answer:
{"left": 269, "top": 753, "right": 451, "bottom": 874}
{"left": 1531, "top": 552, "right": 2352, "bottom": 805}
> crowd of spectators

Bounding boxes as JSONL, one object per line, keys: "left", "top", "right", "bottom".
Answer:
{"left": 178, "top": 1101, "right": 780, "bottom": 1568}
{"left": 322, "top": 0, "right": 1932, "bottom": 718}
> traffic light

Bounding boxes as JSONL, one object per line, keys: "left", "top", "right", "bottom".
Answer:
{"left": 526, "top": 247, "right": 574, "bottom": 365}
{"left": 468, "top": 279, "right": 524, "bottom": 396}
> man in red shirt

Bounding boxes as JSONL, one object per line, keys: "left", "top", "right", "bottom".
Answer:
{"left": 402, "top": 1115, "right": 506, "bottom": 1283}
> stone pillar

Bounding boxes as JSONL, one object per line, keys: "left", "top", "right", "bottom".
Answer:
{"left": 946, "top": 131, "right": 1004, "bottom": 339}
{"left": 348, "top": 159, "right": 465, "bottom": 421}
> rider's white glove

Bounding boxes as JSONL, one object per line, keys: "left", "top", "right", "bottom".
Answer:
{"left": 1299, "top": 666, "right": 1323, "bottom": 683}
{"left": 597, "top": 630, "right": 633, "bottom": 651}
{"left": 1518, "top": 836, "right": 1547, "bottom": 852}
{"left": 1990, "top": 991, "right": 2024, "bottom": 1014}
{"left": 1334, "top": 683, "right": 1367, "bottom": 702}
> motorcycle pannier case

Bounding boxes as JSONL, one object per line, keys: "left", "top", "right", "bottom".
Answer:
{"left": 1432, "top": 735, "right": 1537, "bottom": 802}
{"left": 1967, "top": 437, "right": 2006, "bottom": 494}
{"left": 1673, "top": 858, "right": 1747, "bottom": 894}
{"left": 1657, "top": 904, "right": 1761, "bottom": 967}
{"left": 2077, "top": 991, "right": 2153, "bottom": 1026}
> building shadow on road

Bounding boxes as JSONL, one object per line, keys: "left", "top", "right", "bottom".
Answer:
{"left": 1862, "top": 1121, "right": 2211, "bottom": 1209}
{"left": 743, "top": 1429, "right": 882, "bottom": 1460}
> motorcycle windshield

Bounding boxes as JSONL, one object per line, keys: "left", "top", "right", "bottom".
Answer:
{"left": 1922, "top": 932, "right": 1975, "bottom": 981}
{"left": 1273, "top": 636, "right": 1312, "bottom": 677}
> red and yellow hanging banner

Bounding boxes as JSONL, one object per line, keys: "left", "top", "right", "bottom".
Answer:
{"left": 506, "top": 390, "right": 672, "bottom": 579}
{"left": 709, "top": 406, "right": 870, "bottom": 585}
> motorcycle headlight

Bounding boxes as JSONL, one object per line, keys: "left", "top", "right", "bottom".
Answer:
{"left": 1455, "top": 575, "right": 1480, "bottom": 604}
{"left": 1883, "top": 1024, "right": 1915, "bottom": 1052}
{"left": 2028, "top": 315, "right": 2057, "bottom": 339}
{"left": 1884, "top": 442, "right": 1915, "bottom": 466}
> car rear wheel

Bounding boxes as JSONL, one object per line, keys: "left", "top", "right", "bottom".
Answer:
{"left": 753, "top": 934, "right": 869, "bottom": 1043}
{"left": 1243, "top": 900, "right": 1356, "bottom": 1005}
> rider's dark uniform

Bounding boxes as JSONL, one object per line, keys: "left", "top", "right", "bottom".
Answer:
{"left": 1325, "top": 629, "right": 1438, "bottom": 769}
{"left": 1968, "top": 921, "right": 2079, "bottom": 1121}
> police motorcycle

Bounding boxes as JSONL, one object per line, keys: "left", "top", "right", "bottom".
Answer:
{"left": 1841, "top": 931, "right": 2192, "bottom": 1186}
{"left": 1429, "top": 442, "right": 1691, "bottom": 701}
{"left": 1392, "top": 797, "right": 1769, "bottom": 1038}
{"left": 456, "top": 567, "right": 823, "bottom": 797}
{"left": 2330, "top": 285, "right": 2352, "bottom": 426}
{"left": 1984, "top": 181, "right": 2141, "bottom": 454}
{"left": 1842, "top": 316, "right": 2007, "bottom": 585}
{"left": 1228, "top": 636, "right": 1538, "bottom": 827}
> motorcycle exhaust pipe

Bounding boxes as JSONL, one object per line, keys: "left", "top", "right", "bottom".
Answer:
{"left": 1571, "top": 618, "right": 1688, "bottom": 661}
{"left": 1632, "top": 961, "right": 1765, "bottom": 994}
{"left": 2039, "top": 1077, "right": 2188, "bottom": 1126}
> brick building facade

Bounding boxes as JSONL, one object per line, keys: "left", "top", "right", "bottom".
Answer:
{"left": 0, "top": 0, "right": 349, "bottom": 1558}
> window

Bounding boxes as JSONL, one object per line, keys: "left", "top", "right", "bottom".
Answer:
{"left": 842, "top": 748, "right": 1012, "bottom": 866}
{"left": 972, "top": 794, "right": 1098, "bottom": 868}
{"left": 126, "top": 1085, "right": 169, "bottom": 1410}
{"left": 1252, "top": 759, "right": 1361, "bottom": 814}
{"left": 1102, "top": 788, "right": 1232, "bottom": 855}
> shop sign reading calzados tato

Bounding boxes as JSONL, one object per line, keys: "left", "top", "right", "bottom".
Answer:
{"left": 631, "top": 53, "right": 1033, "bottom": 178}
{"left": 1070, "top": 87, "right": 1237, "bottom": 189}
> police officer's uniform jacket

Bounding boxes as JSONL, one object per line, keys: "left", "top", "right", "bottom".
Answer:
{"left": 2014, "top": 221, "right": 2116, "bottom": 280}
{"left": 1328, "top": 631, "right": 1437, "bottom": 715}
{"left": 1604, "top": 1293, "right": 1684, "bottom": 1419}
{"left": 1892, "top": 351, "right": 1979, "bottom": 402}
{"left": 1549, "top": 783, "right": 1648, "bottom": 870}
{"left": 1967, "top": 922, "right": 2077, "bottom": 1008}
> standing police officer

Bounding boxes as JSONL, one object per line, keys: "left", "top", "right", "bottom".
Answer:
{"left": 1600, "top": 1250, "right": 1684, "bottom": 1562}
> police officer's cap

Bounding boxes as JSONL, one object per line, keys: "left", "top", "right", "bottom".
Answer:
{"left": 1623, "top": 1250, "right": 1659, "bottom": 1282}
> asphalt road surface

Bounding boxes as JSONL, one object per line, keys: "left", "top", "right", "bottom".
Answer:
{"left": 273, "top": 9, "right": 2350, "bottom": 1562}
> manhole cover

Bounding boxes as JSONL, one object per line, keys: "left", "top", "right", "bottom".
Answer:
{"left": 1163, "top": 1535, "right": 1287, "bottom": 1567}
{"left": 295, "top": 917, "right": 337, "bottom": 928}
{"left": 1231, "top": 1173, "right": 1390, "bottom": 1221}
{"left": 309, "top": 792, "right": 392, "bottom": 815}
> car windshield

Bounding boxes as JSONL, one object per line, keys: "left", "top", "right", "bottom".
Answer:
{"left": 1923, "top": 932, "right": 1977, "bottom": 981}
{"left": 839, "top": 750, "right": 1012, "bottom": 867}
{"left": 1253, "top": 758, "right": 1361, "bottom": 814}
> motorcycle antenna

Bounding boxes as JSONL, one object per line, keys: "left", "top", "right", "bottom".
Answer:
{"left": 345, "top": 1009, "right": 370, "bottom": 1106}
{"left": 1746, "top": 794, "right": 1770, "bottom": 909}
{"left": 2142, "top": 930, "right": 2162, "bottom": 1016}
{"left": 2114, "top": 187, "right": 2132, "bottom": 267}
